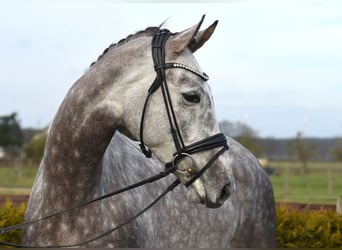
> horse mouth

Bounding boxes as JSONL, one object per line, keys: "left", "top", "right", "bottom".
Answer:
{"left": 188, "top": 182, "right": 231, "bottom": 208}
{"left": 205, "top": 183, "right": 231, "bottom": 208}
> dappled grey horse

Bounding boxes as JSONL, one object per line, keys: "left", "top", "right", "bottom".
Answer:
{"left": 108, "top": 132, "right": 276, "bottom": 247}
{"left": 23, "top": 16, "right": 276, "bottom": 247}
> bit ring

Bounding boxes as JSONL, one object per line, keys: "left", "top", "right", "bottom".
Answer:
{"left": 172, "top": 153, "right": 197, "bottom": 175}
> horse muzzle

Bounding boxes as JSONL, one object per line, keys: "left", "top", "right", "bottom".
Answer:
{"left": 204, "top": 182, "right": 231, "bottom": 208}
{"left": 175, "top": 148, "right": 233, "bottom": 208}
{"left": 187, "top": 178, "right": 232, "bottom": 208}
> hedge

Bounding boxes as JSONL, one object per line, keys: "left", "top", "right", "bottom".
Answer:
{"left": 276, "top": 206, "right": 342, "bottom": 248}
{"left": 0, "top": 200, "right": 341, "bottom": 248}
{"left": 0, "top": 199, "right": 26, "bottom": 247}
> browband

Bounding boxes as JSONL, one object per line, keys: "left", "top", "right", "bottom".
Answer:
{"left": 163, "top": 63, "right": 209, "bottom": 81}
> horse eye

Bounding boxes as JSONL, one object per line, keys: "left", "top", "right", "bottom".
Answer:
{"left": 182, "top": 93, "right": 200, "bottom": 104}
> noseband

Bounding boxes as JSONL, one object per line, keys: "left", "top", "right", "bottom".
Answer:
{"left": 139, "top": 29, "right": 228, "bottom": 185}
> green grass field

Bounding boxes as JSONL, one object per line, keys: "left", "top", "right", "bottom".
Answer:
{"left": 0, "top": 167, "right": 38, "bottom": 195}
{"left": 269, "top": 161, "right": 342, "bottom": 204}
{"left": 0, "top": 161, "right": 341, "bottom": 204}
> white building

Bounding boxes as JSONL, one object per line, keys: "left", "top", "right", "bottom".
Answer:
{"left": 0, "top": 147, "right": 4, "bottom": 159}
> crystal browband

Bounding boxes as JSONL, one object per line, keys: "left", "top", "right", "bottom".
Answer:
{"left": 163, "top": 63, "right": 209, "bottom": 81}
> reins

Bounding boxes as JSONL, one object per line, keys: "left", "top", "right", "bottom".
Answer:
{"left": 0, "top": 29, "right": 229, "bottom": 248}
{"left": 0, "top": 179, "right": 180, "bottom": 248}
{"left": 0, "top": 165, "right": 180, "bottom": 248}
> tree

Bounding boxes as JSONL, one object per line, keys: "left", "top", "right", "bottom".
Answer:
{"left": 331, "top": 138, "right": 342, "bottom": 162}
{"left": 0, "top": 112, "right": 23, "bottom": 148}
{"left": 219, "top": 120, "right": 236, "bottom": 137}
{"left": 262, "top": 136, "right": 278, "bottom": 159}
{"left": 0, "top": 112, "right": 23, "bottom": 176}
{"left": 288, "top": 132, "right": 316, "bottom": 173}
{"left": 219, "top": 120, "right": 262, "bottom": 156}
{"left": 0, "top": 113, "right": 23, "bottom": 159}
{"left": 24, "top": 129, "right": 47, "bottom": 163}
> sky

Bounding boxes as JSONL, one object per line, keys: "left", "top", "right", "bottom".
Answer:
{"left": 0, "top": 0, "right": 342, "bottom": 138}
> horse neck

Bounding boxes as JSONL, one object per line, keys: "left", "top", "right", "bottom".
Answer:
{"left": 42, "top": 40, "right": 150, "bottom": 208}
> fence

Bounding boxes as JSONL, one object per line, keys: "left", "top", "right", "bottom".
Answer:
{"left": 269, "top": 161, "right": 342, "bottom": 205}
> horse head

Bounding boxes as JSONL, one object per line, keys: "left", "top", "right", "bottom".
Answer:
{"left": 117, "top": 16, "right": 234, "bottom": 208}
{"left": 115, "top": 15, "right": 233, "bottom": 207}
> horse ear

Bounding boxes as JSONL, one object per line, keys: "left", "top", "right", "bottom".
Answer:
{"left": 188, "top": 20, "right": 218, "bottom": 53}
{"left": 168, "top": 15, "right": 205, "bottom": 53}
{"left": 168, "top": 15, "right": 218, "bottom": 54}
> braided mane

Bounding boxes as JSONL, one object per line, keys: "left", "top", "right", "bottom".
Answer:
{"left": 90, "top": 26, "right": 161, "bottom": 67}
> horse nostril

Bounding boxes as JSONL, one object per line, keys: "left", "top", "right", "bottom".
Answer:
{"left": 219, "top": 183, "right": 231, "bottom": 203}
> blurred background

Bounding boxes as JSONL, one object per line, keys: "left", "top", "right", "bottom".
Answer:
{"left": 0, "top": 0, "right": 341, "bottom": 206}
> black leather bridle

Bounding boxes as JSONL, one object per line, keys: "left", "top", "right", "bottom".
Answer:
{"left": 139, "top": 29, "right": 228, "bottom": 186}
{"left": 0, "top": 29, "right": 229, "bottom": 248}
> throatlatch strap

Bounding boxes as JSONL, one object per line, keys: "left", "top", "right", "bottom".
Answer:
{"left": 140, "top": 29, "right": 173, "bottom": 158}
{"left": 152, "top": 29, "right": 185, "bottom": 154}
{"left": 140, "top": 29, "right": 187, "bottom": 157}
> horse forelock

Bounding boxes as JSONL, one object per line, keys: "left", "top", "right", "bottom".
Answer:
{"left": 90, "top": 26, "right": 162, "bottom": 67}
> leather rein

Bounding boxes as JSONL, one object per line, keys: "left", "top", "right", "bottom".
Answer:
{"left": 0, "top": 29, "right": 228, "bottom": 248}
